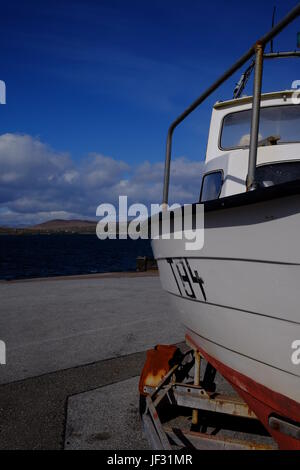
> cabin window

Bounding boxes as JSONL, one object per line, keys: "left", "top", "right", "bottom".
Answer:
{"left": 220, "top": 105, "right": 300, "bottom": 150}
{"left": 200, "top": 171, "right": 223, "bottom": 202}
{"left": 256, "top": 161, "right": 300, "bottom": 187}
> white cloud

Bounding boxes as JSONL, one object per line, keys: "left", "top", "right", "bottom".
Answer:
{"left": 0, "top": 133, "right": 204, "bottom": 226}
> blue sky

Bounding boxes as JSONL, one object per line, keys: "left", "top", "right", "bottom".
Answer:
{"left": 0, "top": 0, "right": 299, "bottom": 225}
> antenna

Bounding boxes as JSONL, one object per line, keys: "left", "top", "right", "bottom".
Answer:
{"left": 270, "top": 6, "right": 277, "bottom": 53}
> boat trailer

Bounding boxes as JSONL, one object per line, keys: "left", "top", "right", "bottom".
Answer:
{"left": 139, "top": 339, "right": 277, "bottom": 450}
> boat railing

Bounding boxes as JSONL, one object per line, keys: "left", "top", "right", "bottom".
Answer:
{"left": 162, "top": 3, "right": 300, "bottom": 206}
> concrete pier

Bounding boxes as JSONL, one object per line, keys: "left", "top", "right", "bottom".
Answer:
{"left": 0, "top": 273, "right": 182, "bottom": 449}
{"left": 0, "top": 273, "right": 182, "bottom": 384}
{"left": 0, "top": 273, "right": 273, "bottom": 450}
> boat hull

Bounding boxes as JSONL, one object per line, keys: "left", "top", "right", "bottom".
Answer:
{"left": 151, "top": 187, "right": 300, "bottom": 449}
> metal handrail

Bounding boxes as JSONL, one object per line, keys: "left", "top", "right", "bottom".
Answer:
{"left": 264, "top": 51, "right": 300, "bottom": 58}
{"left": 162, "top": 3, "right": 300, "bottom": 205}
{"left": 246, "top": 42, "right": 264, "bottom": 191}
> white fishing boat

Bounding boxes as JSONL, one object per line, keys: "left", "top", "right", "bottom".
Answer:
{"left": 149, "top": 5, "right": 300, "bottom": 449}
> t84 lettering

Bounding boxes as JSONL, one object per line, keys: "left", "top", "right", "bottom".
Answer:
{"left": 167, "top": 258, "right": 207, "bottom": 301}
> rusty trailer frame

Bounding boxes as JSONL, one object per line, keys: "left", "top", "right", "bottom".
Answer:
{"left": 140, "top": 344, "right": 277, "bottom": 450}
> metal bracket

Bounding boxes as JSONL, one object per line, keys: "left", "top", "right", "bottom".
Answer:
{"left": 269, "top": 415, "right": 300, "bottom": 441}
{"left": 172, "top": 383, "right": 257, "bottom": 419}
{"left": 141, "top": 347, "right": 275, "bottom": 450}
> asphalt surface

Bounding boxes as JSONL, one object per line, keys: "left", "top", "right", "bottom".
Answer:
{"left": 0, "top": 275, "right": 182, "bottom": 384}
{"left": 0, "top": 274, "right": 182, "bottom": 450}
{"left": 0, "top": 274, "right": 275, "bottom": 450}
{"left": 64, "top": 376, "right": 149, "bottom": 450}
{"left": 0, "top": 351, "right": 147, "bottom": 449}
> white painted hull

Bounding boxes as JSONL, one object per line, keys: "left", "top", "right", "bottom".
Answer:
{"left": 151, "top": 192, "right": 300, "bottom": 405}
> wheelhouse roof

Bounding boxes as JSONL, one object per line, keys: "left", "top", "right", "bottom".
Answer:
{"left": 214, "top": 90, "right": 294, "bottom": 110}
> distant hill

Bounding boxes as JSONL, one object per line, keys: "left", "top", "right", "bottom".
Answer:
{"left": 32, "top": 219, "right": 96, "bottom": 230}
{"left": 0, "top": 218, "right": 136, "bottom": 235}
{"left": 0, "top": 219, "right": 97, "bottom": 235}
{"left": 0, "top": 226, "right": 13, "bottom": 234}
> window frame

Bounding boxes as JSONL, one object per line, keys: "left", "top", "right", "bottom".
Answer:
{"left": 199, "top": 169, "right": 224, "bottom": 203}
{"left": 218, "top": 104, "right": 300, "bottom": 152}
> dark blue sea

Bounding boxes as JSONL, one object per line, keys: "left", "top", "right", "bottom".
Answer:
{"left": 0, "top": 235, "right": 153, "bottom": 280}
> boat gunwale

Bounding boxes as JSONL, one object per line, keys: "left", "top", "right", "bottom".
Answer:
{"left": 148, "top": 179, "right": 300, "bottom": 223}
